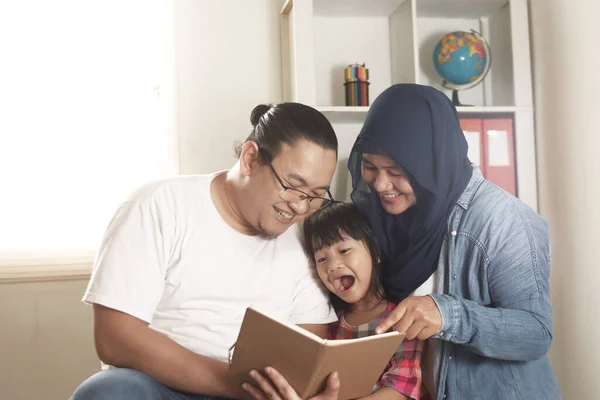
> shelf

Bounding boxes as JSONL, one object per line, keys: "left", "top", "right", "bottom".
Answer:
{"left": 317, "top": 106, "right": 532, "bottom": 114}
{"left": 417, "top": 0, "right": 508, "bottom": 18}
{"left": 283, "top": 0, "right": 509, "bottom": 18}
{"left": 281, "top": 0, "right": 534, "bottom": 108}
{"left": 317, "top": 106, "right": 370, "bottom": 113}
{"left": 284, "top": 0, "right": 520, "bottom": 108}
{"left": 455, "top": 106, "right": 532, "bottom": 113}
{"left": 312, "top": 0, "right": 407, "bottom": 17}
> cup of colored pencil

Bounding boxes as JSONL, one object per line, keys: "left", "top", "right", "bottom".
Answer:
{"left": 344, "top": 63, "right": 369, "bottom": 106}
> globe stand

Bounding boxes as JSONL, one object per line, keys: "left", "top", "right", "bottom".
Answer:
{"left": 451, "top": 90, "right": 472, "bottom": 107}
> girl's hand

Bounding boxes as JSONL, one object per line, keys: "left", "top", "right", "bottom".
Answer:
{"left": 375, "top": 296, "right": 442, "bottom": 340}
{"left": 243, "top": 367, "right": 340, "bottom": 400}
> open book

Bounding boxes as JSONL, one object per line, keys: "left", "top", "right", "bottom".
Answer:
{"left": 228, "top": 307, "right": 405, "bottom": 400}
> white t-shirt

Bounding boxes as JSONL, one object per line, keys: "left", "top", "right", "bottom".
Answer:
{"left": 83, "top": 172, "right": 336, "bottom": 363}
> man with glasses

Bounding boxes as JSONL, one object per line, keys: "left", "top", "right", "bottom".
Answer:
{"left": 72, "top": 103, "right": 341, "bottom": 400}
{"left": 262, "top": 150, "right": 334, "bottom": 211}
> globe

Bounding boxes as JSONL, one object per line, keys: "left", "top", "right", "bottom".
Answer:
{"left": 432, "top": 30, "right": 491, "bottom": 105}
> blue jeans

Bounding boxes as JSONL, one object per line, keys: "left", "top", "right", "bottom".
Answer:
{"left": 71, "top": 368, "right": 230, "bottom": 400}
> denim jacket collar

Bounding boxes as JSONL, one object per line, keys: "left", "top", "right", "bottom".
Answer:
{"left": 456, "top": 167, "right": 485, "bottom": 210}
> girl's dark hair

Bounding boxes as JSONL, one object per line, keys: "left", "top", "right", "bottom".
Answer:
{"left": 302, "top": 202, "right": 388, "bottom": 313}
{"left": 234, "top": 103, "right": 338, "bottom": 162}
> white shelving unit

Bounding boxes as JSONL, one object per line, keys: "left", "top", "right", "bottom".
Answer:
{"left": 317, "top": 105, "right": 533, "bottom": 114}
{"left": 280, "top": 0, "right": 538, "bottom": 210}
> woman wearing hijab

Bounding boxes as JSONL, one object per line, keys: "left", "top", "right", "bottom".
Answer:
{"left": 348, "top": 84, "right": 560, "bottom": 399}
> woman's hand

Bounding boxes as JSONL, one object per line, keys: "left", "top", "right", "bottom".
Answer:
{"left": 375, "top": 296, "right": 442, "bottom": 340}
{"left": 243, "top": 367, "right": 339, "bottom": 400}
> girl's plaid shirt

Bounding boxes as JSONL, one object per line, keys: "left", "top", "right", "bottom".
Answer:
{"left": 328, "top": 302, "right": 423, "bottom": 400}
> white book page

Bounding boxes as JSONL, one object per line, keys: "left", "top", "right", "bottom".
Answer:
{"left": 324, "top": 331, "right": 404, "bottom": 346}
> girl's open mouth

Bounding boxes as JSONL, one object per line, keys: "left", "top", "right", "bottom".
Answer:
{"left": 337, "top": 275, "right": 355, "bottom": 292}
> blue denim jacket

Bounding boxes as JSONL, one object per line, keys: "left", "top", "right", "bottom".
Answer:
{"left": 427, "top": 168, "right": 560, "bottom": 399}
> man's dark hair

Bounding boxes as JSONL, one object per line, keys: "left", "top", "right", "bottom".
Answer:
{"left": 302, "top": 202, "right": 388, "bottom": 313}
{"left": 235, "top": 103, "right": 338, "bottom": 162}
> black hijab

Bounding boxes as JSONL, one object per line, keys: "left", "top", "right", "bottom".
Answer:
{"left": 348, "top": 84, "right": 473, "bottom": 302}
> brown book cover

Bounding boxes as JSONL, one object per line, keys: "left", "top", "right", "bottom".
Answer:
{"left": 228, "top": 307, "right": 405, "bottom": 400}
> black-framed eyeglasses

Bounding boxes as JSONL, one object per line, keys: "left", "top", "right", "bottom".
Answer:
{"left": 263, "top": 157, "right": 334, "bottom": 210}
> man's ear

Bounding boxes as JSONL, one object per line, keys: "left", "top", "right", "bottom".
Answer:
{"left": 239, "top": 141, "right": 261, "bottom": 177}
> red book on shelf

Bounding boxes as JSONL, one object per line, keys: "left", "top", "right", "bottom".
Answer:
{"left": 459, "top": 118, "right": 517, "bottom": 196}
{"left": 482, "top": 118, "right": 516, "bottom": 196}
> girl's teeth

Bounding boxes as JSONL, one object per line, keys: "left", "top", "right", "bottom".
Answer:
{"left": 383, "top": 193, "right": 399, "bottom": 198}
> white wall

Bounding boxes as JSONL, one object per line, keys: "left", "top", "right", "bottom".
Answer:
{"left": 1, "top": 2, "right": 287, "bottom": 399}
{"left": 176, "top": 0, "right": 284, "bottom": 174}
{"left": 529, "top": 0, "right": 600, "bottom": 398}
{"left": 0, "top": 280, "right": 98, "bottom": 400}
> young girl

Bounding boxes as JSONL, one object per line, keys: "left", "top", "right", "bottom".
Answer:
{"left": 303, "top": 202, "right": 423, "bottom": 400}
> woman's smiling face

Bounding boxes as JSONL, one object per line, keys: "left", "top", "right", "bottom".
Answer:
{"left": 361, "top": 153, "right": 417, "bottom": 215}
